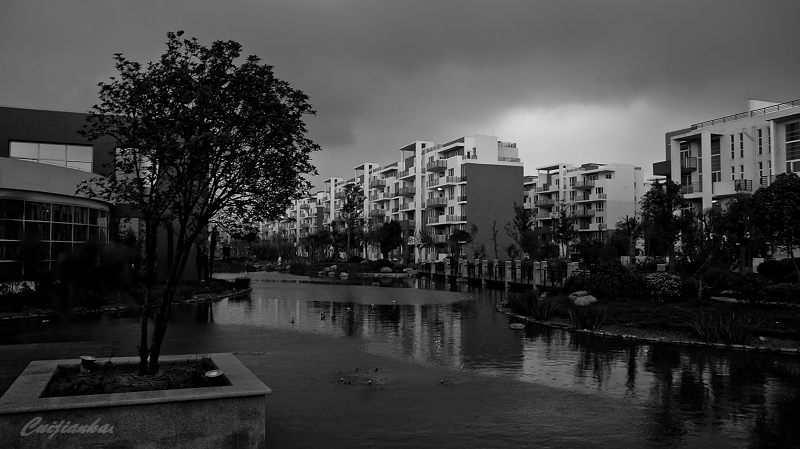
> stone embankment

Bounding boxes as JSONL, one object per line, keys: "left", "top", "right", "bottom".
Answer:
{"left": 496, "top": 305, "right": 800, "bottom": 356}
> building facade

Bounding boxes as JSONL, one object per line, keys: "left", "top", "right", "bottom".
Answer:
{"left": 653, "top": 98, "right": 800, "bottom": 209}
{"left": 527, "top": 162, "right": 645, "bottom": 242}
{"left": 0, "top": 107, "right": 115, "bottom": 281}
{"left": 264, "top": 135, "right": 524, "bottom": 262}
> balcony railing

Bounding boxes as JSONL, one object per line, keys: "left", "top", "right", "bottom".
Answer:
{"left": 400, "top": 201, "right": 416, "bottom": 210}
{"left": 398, "top": 168, "right": 416, "bottom": 179}
{"left": 300, "top": 203, "right": 310, "bottom": 209}
{"left": 399, "top": 186, "right": 416, "bottom": 196}
{"left": 573, "top": 208, "right": 595, "bottom": 218}
{"left": 681, "top": 157, "right": 698, "bottom": 172}
{"left": 498, "top": 156, "right": 521, "bottom": 162}
{"left": 443, "top": 215, "right": 466, "bottom": 223}
{"left": 369, "top": 179, "right": 386, "bottom": 188}
{"left": 534, "top": 199, "right": 555, "bottom": 207}
{"left": 425, "top": 197, "right": 449, "bottom": 208}
{"left": 439, "top": 176, "right": 465, "bottom": 185}
{"left": 535, "top": 184, "right": 551, "bottom": 193}
{"left": 536, "top": 213, "right": 553, "bottom": 220}
{"left": 426, "top": 160, "right": 448, "bottom": 172}
{"left": 427, "top": 215, "right": 441, "bottom": 225}
{"left": 681, "top": 182, "right": 702, "bottom": 194}
{"left": 426, "top": 178, "right": 440, "bottom": 188}
{"left": 368, "top": 209, "right": 386, "bottom": 218}
{"left": 432, "top": 235, "right": 448, "bottom": 244}
{"left": 572, "top": 181, "right": 594, "bottom": 189}
{"left": 457, "top": 195, "right": 467, "bottom": 202}
{"left": 734, "top": 179, "right": 753, "bottom": 192}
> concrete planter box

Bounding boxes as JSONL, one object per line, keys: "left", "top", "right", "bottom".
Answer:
{"left": 0, "top": 353, "right": 271, "bottom": 448}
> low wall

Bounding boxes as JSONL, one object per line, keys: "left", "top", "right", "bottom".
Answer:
{"left": 0, "top": 353, "right": 271, "bottom": 449}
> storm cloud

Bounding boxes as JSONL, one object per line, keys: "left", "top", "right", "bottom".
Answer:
{"left": 2, "top": 0, "right": 799, "bottom": 188}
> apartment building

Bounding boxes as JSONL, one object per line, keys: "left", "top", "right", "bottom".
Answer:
{"left": 653, "top": 97, "right": 800, "bottom": 209}
{"left": 528, "top": 162, "right": 644, "bottom": 241}
{"left": 264, "top": 135, "right": 524, "bottom": 262}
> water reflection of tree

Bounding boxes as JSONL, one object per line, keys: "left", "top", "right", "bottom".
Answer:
{"left": 569, "top": 333, "right": 617, "bottom": 388}
{"left": 639, "top": 345, "right": 800, "bottom": 448}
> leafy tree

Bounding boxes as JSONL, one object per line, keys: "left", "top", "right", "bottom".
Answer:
{"left": 615, "top": 215, "right": 641, "bottom": 258}
{"left": 640, "top": 179, "right": 684, "bottom": 270}
{"left": 751, "top": 172, "right": 800, "bottom": 279}
{"left": 706, "top": 195, "right": 754, "bottom": 271}
{"left": 79, "top": 31, "right": 319, "bottom": 374}
{"left": 337, "top": 183, "right": 365, "bottom": 258}
{"left": 227, "top": 222, "right": 260, "bottom": 258}
{"left": 414, "top": 227, "right": 434, "bottom": 262}
{"left": 375, "top": 220, "right": 404, "bottom": 259}
{"left": 448, "top": 229, "right": 472, "bottom": 259}
{"left": 551, "top": 200, "right": 577, "bottom": 258}
{"left": 505, "top": 202, "right": 537, "bottom": 257}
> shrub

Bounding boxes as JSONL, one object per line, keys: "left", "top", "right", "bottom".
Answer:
{"left": 761, "top": 283, "right": 800, "bottom": 304}
{"left": 702, "top": 269, "right": 732, "bottom": 294}
{"left": 688, "top": 312, "right": 764, "bottom": 345}
{"left": 506, "top": 291, "right": 562, "bottom": 321}
{"left": 738, "top": 273, "right": 769, "bottom": 302}
{"left": 586, "top": 261, "right": 645, "bottom": 299}
{"left": 347, "top": 255, "right": 364, "bottom": 263}
{"left": 567, "top": 304, "right": 606, "bottom": 330}
{"left": 232, "top": 277, "right": 251, "bottom": 290}
{"left": 562, "top": 275, "right": 591, "bottom": 295}
{"left": 646, "top": 273, "right": 681, "bottom": 302}
{"left": 757, "top": 259, "right": 784, "bottom": 283}
{"left": 287, "top": 262, "right": 311, "bottom": 276}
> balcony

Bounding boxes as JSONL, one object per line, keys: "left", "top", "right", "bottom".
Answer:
{"left": 435, "top": 215, "right": 466, "bottom": 224}
{"left": 572, "top": 181, "right": 594, "bottom": 190}
{"left": 439, "top": 176, "right": 465, "bottom": 186}
{"left": 425, "top": 197, "right": 449, "bottom": 208}
{"left": 734, "top": 179, "right": 753, "bottom": 192}
{"left": 498, "top": 156, "right": 521, "bottom": 162}
{"left": 432, "top": 235, "right": 448, "bottom": 244}
{"left": 369, "top": 178, "right": 386, "bottom": 188}
{"left": 573, "top": 208, "right": 595, "bottom": 218}
{"left": 368, "top": 209, "right": 386, "bottom": 218}
{"left": 400, "top": 201, "right": 416, "bottom": 211}
{"left": 457, "top": 195, "right": 467, "bottom": 202}
{"left": 426, "top": 160, "right": 448, "bottom": 172}
{"left": 534, "top": 199, "right": 555, "bottom": 207}
{"left": 427, "top": 215, "right": 442, "bottom": 225}
{"left": 681, "top": 182, "right": 702, "bottom": 195}
{"left": 398, "top": 167, "right": 416, "bottom": 179}
{"left": 391, "top": 207, "right": 399, "bottom": 213}
{"left": 681, "top": 157, "right": 698, "bottom": 173}
{"left": 535, "top": 184, "right": 552, "bottom": 193}
{"left": 334, "top": 192, "right": 345, "bottom": 200}
{"left": 536, "top": 213, "right": 553, "bottom": 220}
{"left": 426, "top": 178, "right": 440, "bottom": 188}
{"left": 399, "top": 186, "right": 416, "bottom": 196}
{"left": 398, "top": 219, "right": 415, "bottom": 229}
{"left": 574, "top": 193, "right": 607, "bottom": 203}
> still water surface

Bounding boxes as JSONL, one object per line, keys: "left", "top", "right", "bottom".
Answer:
{"left": 1, "top": 272, "right": 798, "bottom": 447}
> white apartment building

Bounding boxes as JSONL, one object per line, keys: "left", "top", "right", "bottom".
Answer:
{"left": 528, "top": 162, "right": 645, "bottom": 241}
{"left": 263, "top": 135, "right": 524, "bottom": 262}
{"left": 654, "top": 97, "right": 800, "bottom": 209}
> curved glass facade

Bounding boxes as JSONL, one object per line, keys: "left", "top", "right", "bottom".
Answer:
{"left": 0, "top": 198, "right": 109, "bottom": 280}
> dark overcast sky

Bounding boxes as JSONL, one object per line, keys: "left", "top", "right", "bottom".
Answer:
{"left": 2, "top": 0, "right": 800, "bottom": 189}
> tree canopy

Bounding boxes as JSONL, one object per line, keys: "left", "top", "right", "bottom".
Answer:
{"left": 751, "top": 172, "right": 800, "bottom": 278}
{"left": 79, "top": 31, "right": 319, "bottom": 373}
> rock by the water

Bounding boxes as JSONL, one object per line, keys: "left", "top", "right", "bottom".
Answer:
{"left": 380, "top": 266, "right": 393, "bottom": 273}
{"left": 509, "top": 323, "right": 525, "bottom": 330}
{"left": 572, "top": 295, "right": 598, "bottom": 306}
{"left": 569, "top": 291, "right": 590, "bottom": 300}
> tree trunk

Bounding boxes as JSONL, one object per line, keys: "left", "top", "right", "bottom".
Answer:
{"left": 208, "top": 227, "right": 217, "bottom": 282}
{"left": 139, "top": 219, "right": 158, "bottom": 374}
{"left": 148, "top": 242, "right": 192, "bottom": 374}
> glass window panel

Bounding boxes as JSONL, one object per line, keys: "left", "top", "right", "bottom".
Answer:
{"left": 39, "top": 144, "right": 66, "bottom": 161}
{"left": 74, "top": 207, "right": 88, "bottom": 224}
{"left": 25, "top": 202, "right": 51, "bottom": 221}
{"left": 65, "top": 161, "right": 92, "bottom": 172}
{"left": 0, "top": 199, "right": 24, "bottom": 219}
{"left": 10, "top": 142, "right": 39, "bottom": 159}
{"left": 0, "top": 241, "right": 20, "bottom": 259}
{"left": 89, "top": 209, "right": 99, "bottom": 225}
{"left": 73, "top": 224, "right": 88, "bottom": 242}
{"left": 0, "top": 220, "right": 23, "bottom": 240}
{"left": 24, "top": 222, "right": 50, "bottom": 241}
{"left": 53, "top": 223, "right": 72, "bottom": 241}
{"left": 66, "top": 145, "right": 93, "bottom": 162}
{"left": 52, "top": 204, "right": 73, "bottom": 223}
{"left": 24, "top": 261, "right": 51, "bottom": 281}
{"left": 787, "top": 141, "right": 800, "bottom": 161}
{"left": 99, "top": 228, "right": 108, "bottom": 243}
{"left": 88, "top": 226, "right": 99, "bottom": 240}
{"left": 52, "top": 242, "right": 73, "bottom": 259}
{"left": 98, "top": 210, "right": 108, "bottom": 227}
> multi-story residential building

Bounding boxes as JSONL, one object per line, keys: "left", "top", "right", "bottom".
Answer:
{"left": 653, "top": 97, "right": 800, "bottom": 210}
{"left": 264, "top": 135, "right": 524, "bottom": 263}
{"left": 529, "top": 162, "right": 644, "bottom": 242}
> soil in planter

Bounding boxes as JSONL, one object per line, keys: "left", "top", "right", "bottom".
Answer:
{"left": 40, "top": 358, "right": 230, "bottom": 397}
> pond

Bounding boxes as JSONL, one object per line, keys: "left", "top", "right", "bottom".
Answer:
{"left": 1, "top": 272, "right": 798, "bottom": 448}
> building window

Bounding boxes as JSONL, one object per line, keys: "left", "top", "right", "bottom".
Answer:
{"left": 740, "top": 165, "right": 744, "bottom": 179}
{"left": 595, "top": 187, "right": 604, "bottom": 194}
{"left": 605, "top": 174, "right": 612, "bottom": 179}
{"left": 786, "top": 122, "right": 800, "bottom": 161}
{"left": 730, "top": 166, "right": 735, "bottom": 181}
{"left": 596, "top": 203, "right": 604, "bottom": 212}
{"left": 758, "top": 129, "right": 763, "bottom": 155}
{"left": 739, "top": 133, "right": 744, "bottom": 150}
{"left": 9, "top": 142, "right": 93, "bottom": 172}
{"left": 730, "top": 135, "right": 735, "bottom": 159}
{"left": 595, "top": 216, "right": 604, "bottom": 224}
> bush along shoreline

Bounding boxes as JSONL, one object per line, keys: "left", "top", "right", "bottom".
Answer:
{"left": 0, "top": 277, "right": 251, "bottom": 321}
{"left": 498, "top": 262, "right": 800, "bottom": 355}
